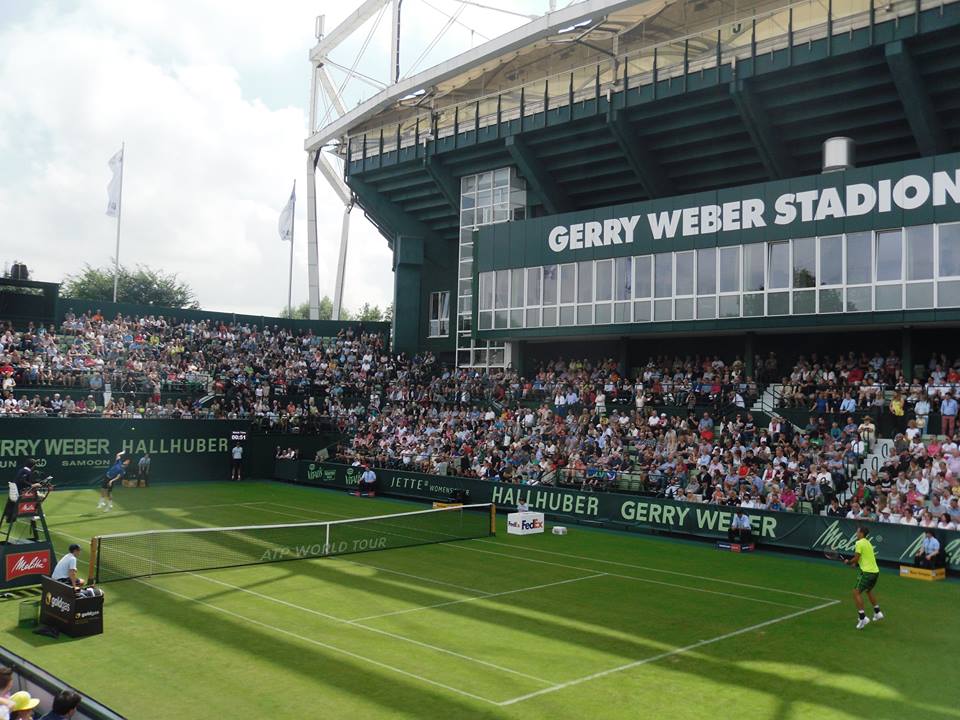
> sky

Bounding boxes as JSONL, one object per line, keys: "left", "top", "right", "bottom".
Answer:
{"left": 0, "top": 0, "right": 549, "bottom": 316}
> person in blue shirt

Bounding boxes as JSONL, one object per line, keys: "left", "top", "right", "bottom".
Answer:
{"left": 914, "top": 529, "right": 942, "bottom": 569}
{"left": 98, "top": 452, "right": 130, "bottom": 512}
{"left": 940, "top": 393, "right": 958, "bottom": 437}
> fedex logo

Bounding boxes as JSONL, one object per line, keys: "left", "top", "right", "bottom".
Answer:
{"left": 521, "top": 519, "right": 543, "bottom": 530}
{"left": 6, "top": 550, "right": 51, "bottom": 580}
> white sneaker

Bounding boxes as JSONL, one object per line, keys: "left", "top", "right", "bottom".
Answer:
{"left": 856, "top": 617, "right": 870, "bottom": 630}
{"left": 873, "top": 611, "right": 884, "bottom": 622}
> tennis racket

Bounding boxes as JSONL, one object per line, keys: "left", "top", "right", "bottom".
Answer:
{"left": 823, "top": 550, "right": 847, "bottom": 562}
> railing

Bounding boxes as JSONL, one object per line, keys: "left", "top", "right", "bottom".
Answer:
{"left": 342, "top": 0, "right": 947, "bottom": 161}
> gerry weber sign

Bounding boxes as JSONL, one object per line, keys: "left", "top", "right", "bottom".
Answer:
{"left": 547, "top": 168, "right": 960, "bottom": 252}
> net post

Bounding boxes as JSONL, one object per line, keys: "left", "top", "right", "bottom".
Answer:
{"left": 489, "top": 503, "right": 496, "bottom": 536}
{"left": 325, "top": 522, "right": 331, "bottom": 554}
{"left": 89, "top": 537, "right": 100, "bottom": 584}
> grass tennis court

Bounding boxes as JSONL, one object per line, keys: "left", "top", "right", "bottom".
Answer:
{"left": 4, "top": 482, "right": 958, "bottom": 720}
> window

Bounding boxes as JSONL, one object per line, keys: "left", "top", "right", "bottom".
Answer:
{"left": 428, "top": 291, "right": 450, "bottom": 337}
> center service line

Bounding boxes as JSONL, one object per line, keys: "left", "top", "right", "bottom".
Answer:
{"left": 497, "top": 599, "right": 842, "bottom": 706}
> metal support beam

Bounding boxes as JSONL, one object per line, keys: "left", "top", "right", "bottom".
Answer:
{"left": 310, "top": 0, "right": 392, "bottom": 61}
{"left": 607, "top": 111, "right": 672, "bottom": 199}
{"left": 884, "top": 40, "right": 948, "bottom": 156}
{"left": 316, "top": 152, "right": 351, "bottom": 206}
{"left": 729, "top": 79, "right": 794, "bottom": 180}
{"left": 348, "top": 176, "right": 438, "bottom": 242}
{"left": 423, "top": 156, "right": 460, "bottom": 212}
{"left": 504, "top": 135, "right": 569, "bottom": 215}
{"left": 305, "top": 151, "right": 322, "bottom": 320}
{"left": 332, "top": 204, "right": 352, "bottom": 320}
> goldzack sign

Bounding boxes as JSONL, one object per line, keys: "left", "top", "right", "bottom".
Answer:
{"left": 547, "top": 169, "right": 960, "bottom": 251}
{"left": 295, "top": 462, "right": 960, "bottom": 570}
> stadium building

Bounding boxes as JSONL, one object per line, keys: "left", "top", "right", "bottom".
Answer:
{"left": 307, "top": 0, "right": 960, "bottom": 376}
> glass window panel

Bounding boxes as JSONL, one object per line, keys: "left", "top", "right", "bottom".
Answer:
{"left": 697, "top": 296, "right": 716, "bottom": 319}
{"left": 560, "top": 306, "right": 575, "bottom": 325}
{"left": 460, "top": 209, "right": 475, "bottom": 226}
{"left": 560, "top": 264, "right": 575, "bottom": 303}
{"left": 526, "top": 308, "right": 541, "bottom": 327}
{"left": 595, "top": 304, "right": 611, "bottom": 324}
{"left": 635, "top": 256, "right": 652, "bottom": 298}
{"left": 877, "top": 230, "right": 902, "bottom": 281}
{"left": 526, "top": 267, "right": 541, "bottom": 306}
{"left": 596, "top": 259, "right": 613, "bottom": 302}
{"left": 743, "top": 293, "right": 764, "bottom": 316}
{"left": 768, "top": 241, "right": 790, "bottom": 289}
{"left": 696, "top": 248, "right": 716, "bottom": 294}
{"left": 494, "top": 310, "right": 508, "bottom": 328}
{"left": 654, "top": 299, "right": 672, "bottom": 321}
{"left": 792, "top": 290, "right": 814, "bottom": 314}
{"left": 459, "top": 260, "right": 472, "bottom": 279}
{"left": 819, "top": 236, "right": 842, "bottom": 285}
{"left": 614, "top": 302, "right": 630, "bottom": 323}
{"left": 510, "top": 309, "right": 524, "bottom": 328}
{"left": 460, "top": 192, "right": 475, "bottom": 210}
{"left": 675, "top": 252, "right": 694, "bottom": 295}
{"left": 543, "top": 265, "right": 558, "bottom": 304}
{"left": 489, "top": 348, "right": 505, "bottom": 366}
{"left": 493, "top": 168, "right": 510, "bottom": 186}
{"left": 846, "top": 286, "right": 871, "bottom": 312}
{"left": 938, "top": 280, "right": 960, "bottom": 307}
{"left": 472, "top": 349, "right": 488, "bottom": 366}
{"left": 457, "top": 350, "right": 471, "bottom": 366}
{"left": 819, "top": 289, "right": 842, "bottom": 313}
{"left": 906, "top": 282, "right": 933, "bottom": 309}
{"left": 510, "top": 268, "right": 524, "bottom": 307}
{"left": 719, "top": 295, "right": 740, "bottom": 318}
{"left": 876, "top": 284, "right": 902, "bottom": 310}
{"left": 462, "top": 175, "right": 476, "bottom": 192}
{"left": 477, "top": 172, "right": 492, "bottom": 190}
{"left": 846, "top": 232, "right": 872, "bottom": 284}
{"left": 906, "top": 225, "right": 934, "bottom": 281}
{"left": 479, "top": 272, "right": 493, "bottom": 310}
{"left": 494, "top": 270, "right": 509, "bottom": 308}
{"left": 634, "top": 300, "right": 651, "bottom": 321}
{"left": 478, "top": 311, "right": 492, "bottom": 330}
{"left": 477, "top": 206, "right": 492, "bottom": 225}
{"left": 615, "top": 257, "right": 632, "bottom": 300}
{"left": 493, "top": 206, "right": 508, "bottom": 223}
{"left": 744, "top": 244, "right": 765, "bottom": 291}
{"left": 577, "top": 305, "right": 592, "bottom": 325}
{"left": 654, "top": 254, "right": 673, "bottom": 297}
{"left": 719, "top": 247, "right": 740, "bottom": 292}
{"left": 939, "top": 224, "right": 960, "bottom": 277}
{"left": 493, "top": 187, "right": 509, "bottom": 205}
{"left": 792, "top": 237, "right": 815, "bottom": 288}
{"left": 675, "top": 298, "right": 693, "bottom": 320}
{"left": 542, "top": 306, "right": 558, "bottom": 326}
{"left": 768, "top": 291, "right": 790, "bottom": 315}
{"left": 577, "top": 261, "right": 593, "bottom": 303}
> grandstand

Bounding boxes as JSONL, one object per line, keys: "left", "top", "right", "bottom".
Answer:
{"left": 2, "top": 0, "right": 960, "bottom": 717}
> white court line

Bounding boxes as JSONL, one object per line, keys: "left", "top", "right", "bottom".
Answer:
{"left": 137, "top": 577, "right": 504, "bottom": 707}
{"left": 260, "top": 502, "right": 826, "bottom": 605}
{"left": 497, "top": 599, "right": 841, "bottom": 706}
{"left": 475, "top": 539, "right": 835, "bottom": 602}
{"left": 54, "top": 528, "right": 554, "bottom": 687}
{"left": 349, "top": 573, "right": 608, "bottom": 622}
{"left": 257, "top": 504, "right": 805, "bottom": 610}
{"left": 52, "top": 501, "right": 262, "bottom": 522}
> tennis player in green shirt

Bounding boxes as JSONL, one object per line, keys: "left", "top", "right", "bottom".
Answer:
{"left": 844, "top": 526, "right": 884, "bottom": 630}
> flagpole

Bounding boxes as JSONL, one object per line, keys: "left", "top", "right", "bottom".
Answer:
{"left": 112, "top": 141, "right": 125, "bottom": 303}
{"left": 287, "top": 179, "right": 296, "bottom": 318}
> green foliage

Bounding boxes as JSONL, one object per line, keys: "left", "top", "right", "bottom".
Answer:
{"left": 280, "top": 296, "right": 391, "bottom": 322}
{"left": 62, "top": 263, "right": 198, "bottom": 308}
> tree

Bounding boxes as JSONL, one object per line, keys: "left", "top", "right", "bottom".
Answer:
{"left": 354, "top": 302, "right": 384, "bottom": 322}
{"left": 279, "top": 296, "right": 336, "bottom": 320}
{"left": 62, "top": 263, "right": 198, "bottom": 308}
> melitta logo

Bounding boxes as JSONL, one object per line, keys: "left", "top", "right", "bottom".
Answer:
{"left": 6, "top": 550, "right": 51, "bottom": 580}
{"left": 813, "top": 521, "right": 883, "bottom": 553}
{"left": 17, "top": 501, "right": 37, "bottom": 514}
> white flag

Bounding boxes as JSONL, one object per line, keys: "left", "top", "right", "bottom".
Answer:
{"left": 105, "top": 148, "right": 124, "bottom": 217}
{"left": 278, "top": 183, "right": 296, "bottom": 242}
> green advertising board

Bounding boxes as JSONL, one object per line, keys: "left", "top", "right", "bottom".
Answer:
{"left": 476, "top": 152, "right": 960, "bottom": 270}
{"left": 0, "top": 419, "right": 249, "bottom": 487}
{"left": 291, "top": 462, "right": 960, "bottom": 571}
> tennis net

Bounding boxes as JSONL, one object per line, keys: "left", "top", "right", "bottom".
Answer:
{"left": 90, "top": 503, "right": 495, "bottom": 583}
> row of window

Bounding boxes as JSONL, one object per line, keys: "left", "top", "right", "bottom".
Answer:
{"left": 476, "top": 224, "right": 960, "bottom": 330}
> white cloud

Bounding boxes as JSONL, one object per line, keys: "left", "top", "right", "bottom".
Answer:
{"left": 0, "top": 0, "right": 550, "bottom": 317}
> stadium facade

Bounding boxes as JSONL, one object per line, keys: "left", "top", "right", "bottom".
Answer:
{"left": 306, "top": 0, "right": 960, "bottom": 376}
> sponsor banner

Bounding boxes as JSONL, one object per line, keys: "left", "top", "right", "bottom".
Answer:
{"left": 294, "top": 462, "right": 960, "bottom": 570}
{"left": 6, "top": 549, "right": 52, "bottom": 581}
{"left": 0, "top": 419, "right": 248, "bottom": 487}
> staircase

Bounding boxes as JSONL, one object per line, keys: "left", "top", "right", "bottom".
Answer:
{"left": 841, "top": 437, "right": 894, "bottom": 502}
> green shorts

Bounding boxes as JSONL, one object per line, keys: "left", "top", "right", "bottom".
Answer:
{"left": 855, "top": 571, "right": 879, "bottom": 592}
